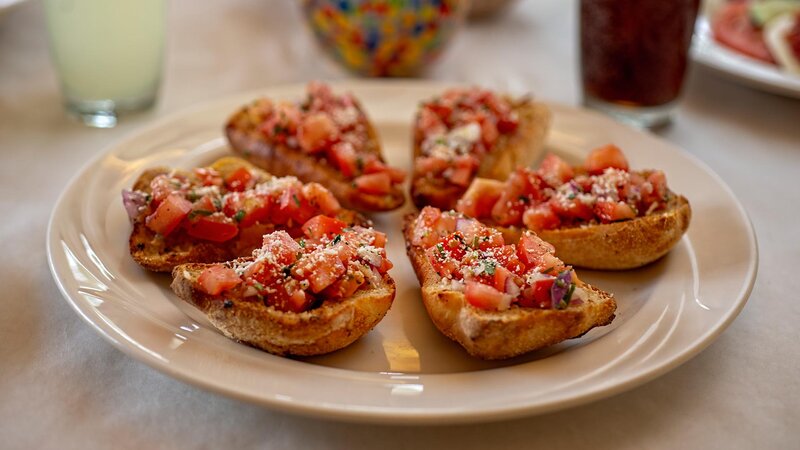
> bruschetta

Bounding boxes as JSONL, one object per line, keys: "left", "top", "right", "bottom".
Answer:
{"left": 225, "top": 82, "right": 406, "bottom": 212}
{"left": 456, "top": 144, "right": 692, "bottom": 270}
{"left": 171, "top": 217, "right": 395, "bottom": 356}
{"left": 410, "top": 87, "right": 552, "bottom": 210}
{"left": 403, "top": 206, "right": 616, "bottom": 360}
{"left": 123, "top": 156, "right": 367, "bottom": 273}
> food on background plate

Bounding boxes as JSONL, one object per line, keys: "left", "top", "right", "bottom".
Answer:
{"left": 711, "top": 0, "right": 800, "bottom": 74}
{"left": 226, "top": 82, "right": 406, "bottom": 212}
{"left": 456, "top": 145, "right": 691, "bottom": 270}
{"left": 123, "top": 156, "right": 367, "bottom": 273}
{"left": 403, "top": 206, "right": 616, "bottom": 360}
{"left": 410, "top": 87, "right": 551, "bottom": 210}
{"left": 171, "top": 217, "right": 395, "bottom": 356}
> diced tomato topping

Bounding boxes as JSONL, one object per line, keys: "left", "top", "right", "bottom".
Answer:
{"left": 447, "top": 155, "right": 479, "bottom": 187}
{"left": 426, "top": 245, "right": 458, "bottom": 278}
{"left": 224, "top": 167, "right": 253, "bottom": 192}
{"left": 194, "top": 168, "right": 223, "bottom": 187}
{"left": 481, "top": 119, "right": 499, "bottom": 146}
{"left": 197, "top": 265, "right": 241, "bottom": 296}
{"left": 518, "top": 278, "right": 554, "bottom": 309}
{"left": 465, "top": 280, "right": 512, "bottom": 311}
{"left": 491, "top": 191, "right": 526, "bottom": 226}
{"left": 262, "top": 230, "right": 301, "bottom": 265}
{"left": 372, "top": 230, "right": 387, "bottom": 248}
{"left": 584, "top": 144, "right": 629, "bottom": 175}
{"left": 298, "top": 112, "right": 339, "bottom": 153}
{"left": 301, "top": 182, "right": 341, "bottom": 215}
{"left": 268, "top": 282, "right": 312, "bottom": 313}
{"left": 548, "top": 197, "right": 594, "bottom": 222}
{"left": 415, "top": 156, "right": 450, "bottom": 174}
{"left": 364, "top": 158, "right": 406, "bottom": 183}
{"left": 539, "top": 153, "right": 575, "bottom": 186}
{"left": 522, "top": 204, "right": 561, "bottom": 231}
{"left": 516, "top": 232, "right": 563, "bottom": 272}
{"left": 223, "top": 192, "right": 271, "bottom": 228}
{"left": 492, "top": 244, "right": 525, "bottom": 275}
{"left": 301, "top": 215, "right": 347, "bottom": 240}
{"left": 647, "top": 170, "right": 668, "bottom": 200}
{"left": 329, "top": 142, "right": 359, "bottom": 178}
{"left": 594, "top": 200, "right": 637, "bottom": 224}
{"left": 457, "top": 178, "right": 504, "bottom": 218}
{"left": 322, "top": 271, "right": 365, "bottom": 299}
{"left": 146, "top": 194, "right": 192, "bottom": 236}
{"left": 293, "top": 250, "right": 346, "bottom": 293}
{"left": 354, "top": 172, "right": 392, "bottom": 195}
{"left": 185, "top": 214, "right": 239, "bottom": 242}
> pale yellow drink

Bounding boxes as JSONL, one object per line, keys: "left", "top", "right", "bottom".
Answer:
{"left": 44, "top": 0, "right": 165, "bottom": 126}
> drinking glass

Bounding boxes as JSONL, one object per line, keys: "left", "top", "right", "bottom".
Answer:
{"left": 44, "top": 0, "right": 166, "bottom": 128}
{"left": 580, "top": 0, "right": 699, "bottom": 128}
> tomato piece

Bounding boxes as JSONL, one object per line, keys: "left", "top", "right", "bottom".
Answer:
{"left": 492, "top": 244, "right": 526, "bottom": 275}
{"left": 268, "top": 281, "right": 313, "bottom": 313}
{"left": 322, "top": 270, "right": 366, "bottom": 299}
{"left": 712, "top": 2, "right": 776, "bottom": 63}
{"left": 194, "top": 168, "right": 223, "bottom": 187}
{"left": 223, "top": 192, "right": 271, "bottom": 227}
{"left": 414, "top": 156, "right": 450, "bottom": 175}
{"left": 481, "top": 119, "right": 499, "bottom": 146}
{"left": 197, "top": 265, "right": 241, "bottom": 296}
{"left": 457, "top": 178, "right": 504, "bottom": 218}
{"left": 426, "top": 246, "right": 459, "bottom": 278}
{"left": 522, "top": 204, "right": 561, "bottom": 231}
{"left": 298, "top": 112, "right": 339, "bottom": 153}
{"left": 354, "top": 172, "right": 392, "bottom": 195}
{"left": 294, "top": 250, "right": 346, "bottom": 293}
{"left": 594, "top": 200, "right": 636, "bottom": 223}
{"left": 647, "top": 170, "right": 668, "bottom": 200}
{"left": 491, "top": 191, "right": 526, "bottom": 226}
{"left": 548, "top": 197, "right": 594, "bottom": 222}
{"left": 261, "top": 230, "right": 301, "bottom": 265}
{"left": 372, "top": 230, "right": 387, "bottom": 248}
{"left": 517, "top": 232, "right": 564, "bottom": 272}
{"left": 185, "top": 214, "right": 239, "bottom": 242}
{"left": 272, "top": 186, "right": 315, "bottom": 225}
{"left": 447, "top": 155, "right": 479, "bottom": 187}
{"left": 149, "top": 174, "right": 183, "bottom": 205}
{"left": 329, "top": 142, "right": 359, "bottom": 178}
{"left": 418, "top": 106, "right": 447, "bottom": 135}
{"left": 146, "top": 193, "right": 192, "bottom": 236}
{"left": 301, "top": 182, "right": 341, "bottom": 215}
{"left": 538, "top": 153, "right": 575, "bottom": 186}
{"left": 465, "top": 280, "right": 512, "bottom": 311}
{"left": 519, "top": 278, "right": 555, "bottom": 309}
{"left": 584, "top": 144, "right": 629, "bottom": 175}
{"left": 497, "top": 115, "right": 518, "bottom": 134}
{"left": 364, "top": 158, "right": 406, "bottom": 183}
{"left": 224, "top": 167, "right": 253, "bottom": 192}
{"left": 302, "top": 215, "right": 347, "bottom": 240}
{"left": 378, "top": 256, "right": 393, "bottom": 273}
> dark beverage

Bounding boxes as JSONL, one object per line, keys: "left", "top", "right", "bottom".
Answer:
{"left": 580, "top": 0, "right": 699, "bottom": 126}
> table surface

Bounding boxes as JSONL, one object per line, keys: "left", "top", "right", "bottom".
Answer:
{"left": 1, "top": 1, "right": 798, "bottom": 448}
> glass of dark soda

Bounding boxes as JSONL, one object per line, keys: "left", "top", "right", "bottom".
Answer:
{"left": 580, "top": 0, "right": 700, "bottom": 128}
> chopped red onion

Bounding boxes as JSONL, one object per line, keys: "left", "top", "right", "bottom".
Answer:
{"left": 121, "top": 189, "right": 149, "bottom": 222}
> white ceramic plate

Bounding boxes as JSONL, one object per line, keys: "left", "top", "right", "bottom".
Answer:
{"left": 47, "top": 81, "right": 757, "bottom": 424}
{"left": 692, "top": 13, "right": 800, "bottom": 99}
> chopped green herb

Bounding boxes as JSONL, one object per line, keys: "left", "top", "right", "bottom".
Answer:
{"left": 213, "top": 197, "right": 222, "bottom": 210}
{"left": 567, "top": 193, "right": 576, "bottom": 200}
{"left": 541, "top": 266, "right": 555, "bottom": 275}
{"left": 234, "top": 210, "right": 245, "bottom": 222}
{"left": 436, "top": 243, "right": 446, "bottom": 258}
{"left": 281, "top": 264, "right": 294, "bottom": 277}
{"left": 332, "top": 234, "right": 343, "bottom": 245}
{"left": 299, "top": 238, "right": 306, "bottom": 248}
{"left": 252, "top": 281, "right": 265, "bottom": 292}
{"left": 356, "top": 156, "right": 364, "bottom": 172}
{"left": 187, "top": 191, "right": 200, "bottom": 202}
{"left": 483, "top": 260, "right": 496, "bottom": 275}
{"left": 187, "top": 209, "right": 213, "bottom": 220}
{"left": 293, "top": 194, "right": 301, "bottom": 206}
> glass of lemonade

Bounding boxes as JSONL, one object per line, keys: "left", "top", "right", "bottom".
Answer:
{"left": 44, "top": 0, "right": 166, "bottom": 128}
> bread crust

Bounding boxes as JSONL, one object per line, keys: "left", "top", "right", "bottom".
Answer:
{"left": 495, "top": 194, "right": 692, "bottom": 270}
{"left": 171, "top": 261, "right": 395, "bottom": 356}
{"left": 402, "top": 214, "right": 616, "bottom": 360}
{"left": 410, "top": 98, "right": 552, "bottom": 210}
{"left": 225, "top": 103, "right": 405, "bottom": 212}
{"left": 127, "top": 157, "right": 369, "bottom": 273}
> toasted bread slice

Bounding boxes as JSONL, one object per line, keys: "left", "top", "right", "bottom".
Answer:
{"left": 126, "top": 157, "right": 368, "bottom": 273}
{"left": 225, "top": 86, "right": 405, "bottom": 212}
{"left": 461, "top": 178, "right": 692, "bottom": 270}
{"left": 171, "top": 260, "right": 395, "bottom": 356}
{"left": 402, "top": 213, "right": 616, "bottom": 360}
{"left": 521, "top": 194, "right": 689, "bottom": 270}
{"left": 410, "top": 96, "right": 551, "bottom": 210}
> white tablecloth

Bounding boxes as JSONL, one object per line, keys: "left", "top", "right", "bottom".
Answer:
{"left": 1, "top": 1, "right": 797, "bottom": 448}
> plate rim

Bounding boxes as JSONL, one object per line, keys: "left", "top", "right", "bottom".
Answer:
{"left": 46, "top": 79, "right": 759, "bottom": 424}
